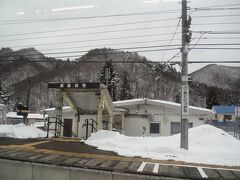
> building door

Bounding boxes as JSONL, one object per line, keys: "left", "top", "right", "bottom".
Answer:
{"left": 63, "top": 119, "right": 72, "bottom": 137}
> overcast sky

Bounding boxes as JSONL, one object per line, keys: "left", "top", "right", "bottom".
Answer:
{"left": 0, "top": 0, "right": 239, "bottom": 73}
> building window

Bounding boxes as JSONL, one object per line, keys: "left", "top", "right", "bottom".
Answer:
{"left": 150, "top": 123, "right": 160, "bottom": 134}
{"left": 171, "top": 122, "right": 193, "bottom": 135}
{"left": 223, "top": 115, "right": 232, "bottom": 121}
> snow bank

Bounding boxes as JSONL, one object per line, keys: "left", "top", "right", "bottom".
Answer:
{"left": 85, "top": 125, "right": 240, "bottom": 166}
{"left": 0, "top": 123, "right": 48, "bottom": 138}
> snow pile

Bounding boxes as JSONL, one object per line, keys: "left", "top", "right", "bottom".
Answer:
{"left": 32, "top": 121, "right": 45, "bottom": 128}
{"left": 0, "top": 123, "right": 48, "bottom": 138}
{"left": 85, "top": 125, "right": 240, "bottom": 166}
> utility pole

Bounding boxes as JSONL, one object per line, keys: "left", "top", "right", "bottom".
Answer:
{"left": 181, "top": 0, "right": 191, "bottom": 150}
{"left": 23, "top": 78, "right": 31, "bottom": 125}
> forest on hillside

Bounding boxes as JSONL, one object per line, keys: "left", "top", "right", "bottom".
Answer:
{"left": 0, "top": 47, "right": 239, "bottom": 111}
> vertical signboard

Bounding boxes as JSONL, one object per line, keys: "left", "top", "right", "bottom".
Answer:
{"left": 182, "top": 84, "right": 189, "bottom": 116}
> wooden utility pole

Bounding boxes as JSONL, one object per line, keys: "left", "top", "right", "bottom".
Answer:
{"left": 181, "top": 0, "right": 191, "bottom": 150}
{"left": 23, "top": 78, "right": 31, "bottom": 125}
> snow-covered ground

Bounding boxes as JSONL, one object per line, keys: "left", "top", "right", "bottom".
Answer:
{"left": 85, "top": 125, "right": 240, "bottom": 166}
{"left": 0, "top": 123, "right": 47, "bottom": 138}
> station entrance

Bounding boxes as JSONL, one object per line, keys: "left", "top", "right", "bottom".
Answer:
{"left": 47, "top": 82, "right": 126, "bottom": 138}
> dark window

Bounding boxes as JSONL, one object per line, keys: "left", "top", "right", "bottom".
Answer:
{"left": 223, "top": 115, "right": 232, "bottom": 121}
{"left": 171, "top": 122, "right": 193, "bottom": 135}
{"left": 150, "top": 123, "right": 160, "bottom": 134}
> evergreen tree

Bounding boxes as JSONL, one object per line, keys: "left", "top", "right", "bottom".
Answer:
{"left": 175, "top": 94, "right": 180, "bottom": 103}
{"left": 99, "top": 60, "right": 119, "bottom": 101}
{"left": 0, "top": 78, "right": 12, "bottom": 105}
{"left": 206, "top": 86, "right": 220, "bottom": 109}
{"left": 119, "top": 71, "right": 133, "bottom": 100}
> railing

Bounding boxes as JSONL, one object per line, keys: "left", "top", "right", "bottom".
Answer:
{"left": 82, "top": 119, "right": 97, "bottom": 139}
{"left": 45, "top": 117, "right": 78, "bottom": 138}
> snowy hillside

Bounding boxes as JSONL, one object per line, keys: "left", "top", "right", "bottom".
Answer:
{"left": 85, "top": 125, "right": 240, "bottom": 166}
{"left": 191, "top": 64, "right": 240, "bottom": 90}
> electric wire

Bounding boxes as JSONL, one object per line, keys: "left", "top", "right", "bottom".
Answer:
{"left": 192, "top": 31, "right": 240, "bottom": 34}
{"left": 190, "top": 47, "right": 240, "bottom": 50}
{"left": 193, "top": 7, "right": 240, "bottom": 11}
{"left": 189, "top": 33, "right": 205, "bottom": 52}
{"left": 0, "top": 47, "right": 181, "bottom": 59}
{"left": 161, "top": 17, "right": 182, "bottom": 62}
{"left": 192, "top": 3, "right": 240, "bottom": 9}
{"left": 192, "top": 21, "right": 240, "bottom": 26}
{"left": 0, "top": 24, "right": 181, "bottom": 42}
{"left": 0, "top": 17, "right": 179, "bottom": 38}
{"left": 38, "top": 38, "right": 181, "bottom": 52}
{"left": 0, "top": 9, "right": 181, "bottom": 25}
{"left": 192, "top": 14, "right": 240, "bottom": 19}
{"left": 10, "top": 31, "right": 182, "bottom": 48}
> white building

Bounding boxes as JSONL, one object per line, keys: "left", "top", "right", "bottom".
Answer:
{"left": 114, "top": 98, "right": 213, "bottom": 136}
{"left": 0, "top": 104, "right": 7, "bottom": 124}
{"left": 44, "top": 98, "right": 213, "bottom": 138}
{"left": 6, "top": 112, "right": 45, "bottom": 125}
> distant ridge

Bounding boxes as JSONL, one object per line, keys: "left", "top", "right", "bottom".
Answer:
{"left": 190, "top": 64, "right": 240, "bottom": 90}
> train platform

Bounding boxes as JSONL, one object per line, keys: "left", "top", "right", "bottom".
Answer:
{"left": 0, "top": 137, "right": 240, "bottom": 180}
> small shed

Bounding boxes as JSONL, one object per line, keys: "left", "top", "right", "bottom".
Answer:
{"left": 212, "top": 105, "right": 236, "bottom": 122}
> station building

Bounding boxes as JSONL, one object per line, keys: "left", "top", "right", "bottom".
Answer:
{"left": 44, "top": 83, "right": 213, "bottom": 138}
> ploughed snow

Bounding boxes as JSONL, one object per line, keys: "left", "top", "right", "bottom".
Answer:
{"left": 85, "top": 125, "right": 240, "bottom": 166}
{"left": 0, "top": 123, "right": 48, "bottom": 138}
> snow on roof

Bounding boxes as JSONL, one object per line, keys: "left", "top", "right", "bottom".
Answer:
{"left": 7, "top": 112, "right": 45, "bottom": 119}
{"left": 85, "top": 124, "right": 240, "bottom": 166}
{"left": 44, "top": 106, "right": 127, "bottom": 113}
{"left": 43, "top": 98, "right": 212, "bottom": 114}
{"left": 213, "top": 105, "right": 236, "bottom": 114}
{"left": 43, "top": 106, "right": 72, "bottom": 112}
{"left": 114, "top": 98, "right": 213, "bottom": 114}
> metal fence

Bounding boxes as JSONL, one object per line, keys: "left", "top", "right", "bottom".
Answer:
{"left": 215, "top": 120, "right": 240, "bottom": 140}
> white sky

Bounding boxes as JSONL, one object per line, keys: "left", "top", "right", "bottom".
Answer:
{"left": 0, "top": 0, "right": 239, "bottom": 73}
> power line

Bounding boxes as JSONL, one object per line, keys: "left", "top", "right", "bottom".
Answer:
{"left": 0, "top": 2, "right": 238, "bottom": 25}
{"left": 9, "top": 31, "right": 181, "bottom": 48}
{"left": 0, "top": 17, "right": 179, "bottom": 38}
{"left": 192, "top": 31, "right": 240, "bottom": 34}
{"left": 193, "top": 7, "right": 240, "bottom": 11}
{"left": 191, "top": 47, "right": 240, "bottom": 50}
{"left": 0, "top": 24, "right": 181, "bottom": 42}
{"left": 1, "top": 58, "right": 239, "bottom": 64}
{"left": 192, "top": 21, "right": 240, "bottom": 26}
{"left": 161, "top": 17, "right": 182, "bottom": 62}
{"left": 0, "top": 47, "right": 180, "bottom": 59}
{"left": 39, "top": 38, "right": 181, "bottom": 52}
{"left": 189, "top": 33, "right": 205, "bottom": 52}
{"left": 192, "top": 3, "right": 240, "bottom": 9}
{"left": 192, "top": 14, "right": 240, "bottom": 19}
{"left": 190, "top": 43, "right": 240, "bottom": 46}
{"left": 0, "top": 9, "right": 181, "bottom": 25}
{"left": 205, "top": 37, "right": 240, "bottom": 40}
{"left": 8, "top": 37, "right": 240, "bottom": 53}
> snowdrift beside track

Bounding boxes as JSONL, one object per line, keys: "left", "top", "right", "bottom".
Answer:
{"left": 85, "top": 125, "right": 240, "bottom": 166}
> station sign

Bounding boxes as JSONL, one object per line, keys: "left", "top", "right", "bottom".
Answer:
{"left": 48, "top": 82, "right": 100, "bottom": 89}
{"left": 181, "top": 84, "right": 189, "bottom": 116}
